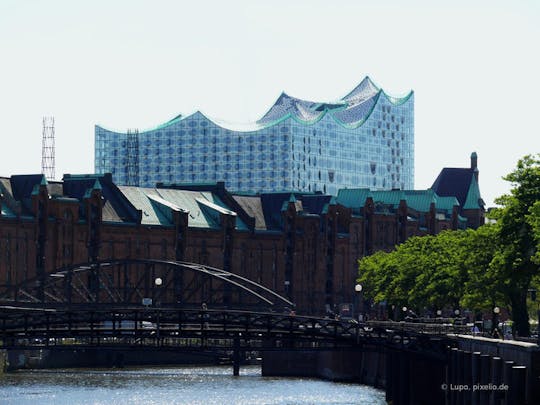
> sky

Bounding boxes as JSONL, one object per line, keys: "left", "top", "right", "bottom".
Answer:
{"left": 0, "top": 0, "right": 539, "bottom": 207}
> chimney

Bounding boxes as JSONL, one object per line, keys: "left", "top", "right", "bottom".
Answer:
{"left": 471, "top": 152, "right": 479, "bottom": 182}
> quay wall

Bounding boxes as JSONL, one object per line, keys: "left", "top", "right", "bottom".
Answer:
{"left": 6, "top": 348, "right": 222, "bottom": 371}
{"left": 262, "top": 336, "right": 540, "bottom": 405}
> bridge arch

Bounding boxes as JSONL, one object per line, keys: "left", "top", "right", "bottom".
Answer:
{"left": 1, "top": 259, "right": 294, "bottom": 311}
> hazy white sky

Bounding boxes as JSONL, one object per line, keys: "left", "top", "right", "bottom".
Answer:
{"left": 1, "top": 0, "right": 538, "bottom": 207}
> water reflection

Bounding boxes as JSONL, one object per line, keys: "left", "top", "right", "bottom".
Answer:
{"left": 0, "top": 365, "right": 385, "bottom": 405}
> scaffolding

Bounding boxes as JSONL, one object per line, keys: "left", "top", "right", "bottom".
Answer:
{"left": 41, "top": 116, "right": 55, "bottom": 180}
{"left": 126, "top": 129, "right": 140, "bottom": 186}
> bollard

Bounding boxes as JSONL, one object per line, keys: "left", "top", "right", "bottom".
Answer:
{"left": 385, "top": 350, "right": 394, "bottom": 403}
{"left": 456, "top": 349, "right": 466, "bottom": 405}
{"left": 233, "top": 334, "right": 240, "bottom": 376}
{"left": 489, "top": 357, "right": 501, "bottom": 405}
{"left": 471, "top": 352, "right": 481, "bottom": 405}
{"left": 398, "top": 351, "right": 410, "bottom": 405}
{"left": 502, "top": 361, "right": 514, "bottom": 404}
{"left": 479, "top": 354, "right": 491, "bottom": 405}
{"left": 449, "top": 348, "right": 459, "bottom": 405}
{"left": 510, "top": 366, "right": 526, "bottom": 405}
{"left": 463, "top": 351, "right": 473, "bottom": 405}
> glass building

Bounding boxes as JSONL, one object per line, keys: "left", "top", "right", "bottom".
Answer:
{"left": 95, "top": 77, "right": 414, "bottom": 195}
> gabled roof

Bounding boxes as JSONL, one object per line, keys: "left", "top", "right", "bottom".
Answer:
{"left": 63, "top": 174, "right": 140, "bottom": 222}
{"left": 259, "top": 192, "right": 312, "bottom": 230}
{"left": 119, "top": 186, "right": 172, "bottom": 225}
{"left": 336, "top": 188, "right": 459, "bottom": 215}
{"left": 300, "top": 195, "right": 332, "bottom": 215}
{"left": 336, "top": 188, "right": 372, "bottom": 208}
{"left": 463, "top": 174, "right": 485, "bottom": 210}
{"left": 10, "top": 174, "right": 46, "bottom": 214}
{"left": 121, "top": 186, "right": 248, "bottom": 230}
{"left": 232, "top": 195, "right": 267, "bottom": 231}
{"left": 431, "top": 168, "right": 484, "bottom": 210}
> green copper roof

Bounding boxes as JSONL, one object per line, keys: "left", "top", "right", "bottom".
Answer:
{"left": 119, "top": 186, "right": 172, "bottom": 226}
{"left": 122, "top": 187, "right": 249, "bottom": 230}
{"left": 402, "top": 190, "right": 436, "bottom": 212}
{"left": 337, "top": 188, "right": 459, "bottom": 213}
{"left": 147, "top": 194, "right": 185, "bottom": 225}
{"left": 371, "top": 190, "right": 405, "bottom": 208}
{"left": 436, "top": 195, "right": 459, "bottom": 211}
{"left": 463, "top": 176, "right": 483, "bottom": 210}
{"left": 336, "top": 189, "right": 371, "bottom": 208}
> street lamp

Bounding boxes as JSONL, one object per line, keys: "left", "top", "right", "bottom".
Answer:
{"left": 402, "top": 306, "right": 408, "bottom": 321}
{"left": 493, "top": 306, "right": 500, "bottom": 336}
{"left": 453, "top": 309, "right": 461, "bottom": 325}
{"left": 154, "top": 277, "right": 163, "bottom": 338}
{"left": 436, "top": 309, "right": 442, "bottom": 317}
{"left": 355, "top": 284, "right": 363, "bottom": 321}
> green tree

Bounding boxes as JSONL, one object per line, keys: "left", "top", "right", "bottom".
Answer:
{"left": 358, "top": 229, "right": 496, "bottom": 316}
{"left": 529, "top": 200, "right": 540, "bottom": 265}
{"left": 460, "top": 224, "right": 503, "bottom": 312}
{"left": 489, "top": 154, "right": 540, "bottom": 336}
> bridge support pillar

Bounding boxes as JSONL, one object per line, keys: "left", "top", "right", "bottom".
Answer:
{"left": 233, "top": 334, "right": 240, "bottom": 377}
{"left": 0, "top": 350, "right": 7, "bottom": 375}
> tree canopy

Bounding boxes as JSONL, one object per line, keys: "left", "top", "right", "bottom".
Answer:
{"left": 358, "top": 154, "right": 540, "bottom": 335}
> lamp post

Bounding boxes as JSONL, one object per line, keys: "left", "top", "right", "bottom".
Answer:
{"left": 493, "top": 306, "right": 500, "bottom": 336}
{"left": 528, "top": 288, "right": 538, "bottom": 343}
{"left": 155, "top": 277, "right": 163, "bottom": 339}
{"left": 453, "top": 309, "right": 461, "bottom": 326}
{"left": 436, "top": 309, "right": 442, "bottom": 318}
{"left": 355, "top": 284, "right": 363, "bottom": 321}
{"left": 402, "top": 306, "right": 408, "bottom": 321}
{"left": 154, "top": 277, "right": 163, "bottom": 305}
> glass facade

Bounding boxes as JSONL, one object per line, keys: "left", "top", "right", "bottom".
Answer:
{"left": 95, "top": 77, "right": 414, "bottom": 194}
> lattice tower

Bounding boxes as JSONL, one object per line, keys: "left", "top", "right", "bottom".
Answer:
{"left": 41, "top": 116, "right": 55, "bottom": 180}
{"left": 126, "top": 128, "right": 140, "bottom": 186}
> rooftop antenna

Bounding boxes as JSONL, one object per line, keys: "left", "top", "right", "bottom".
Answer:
{"left": 41, "top": 116, "right": 55, "bottom": 180}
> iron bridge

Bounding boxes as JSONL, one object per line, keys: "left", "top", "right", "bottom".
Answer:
{"left": 0, "top": 259, "right": 455, "bottom": 360}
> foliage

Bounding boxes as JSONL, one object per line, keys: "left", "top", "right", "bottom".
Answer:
{"left": 529, "top": 200, "right": 540, "bottom": 265}
{"left": 358, "top": 227, "right": 498, "bottom": 315}
{"left": 488, "top": 154, "right": 540, "bottom": 336}
{"left": 358, "top": 154, "right": 540, "bottom": 335}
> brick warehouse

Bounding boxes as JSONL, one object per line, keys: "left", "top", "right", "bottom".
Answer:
{"left": 0, "top": 154, "right": 484, "bottom": 315}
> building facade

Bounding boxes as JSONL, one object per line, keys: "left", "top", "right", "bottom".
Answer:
{"left": 0, "top": 155, "right": 482, "bottom": 316}
{"left": 95, "top": 77, "right": 414, "bottom": 195}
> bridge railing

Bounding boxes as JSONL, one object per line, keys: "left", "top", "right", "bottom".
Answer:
{"left": 0, "top": 306, "right": 426, "bottom": 351}
{"left": 366, "top": 320, "right": 471, "bottom": 336}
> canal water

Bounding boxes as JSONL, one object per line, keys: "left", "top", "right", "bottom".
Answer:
{"left": 0, "top": 365, "right": 385, "bottom": 404}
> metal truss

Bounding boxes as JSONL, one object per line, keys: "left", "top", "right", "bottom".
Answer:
{"left": 0, "top": 259, "right": 294, "bottom": 311}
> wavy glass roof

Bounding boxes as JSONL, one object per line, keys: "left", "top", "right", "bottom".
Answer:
{"left": 96, "top": 77, "right": 413, "bottom": 134}
{"left": 256, "top": 76, "right": 412, "bottom": 128}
